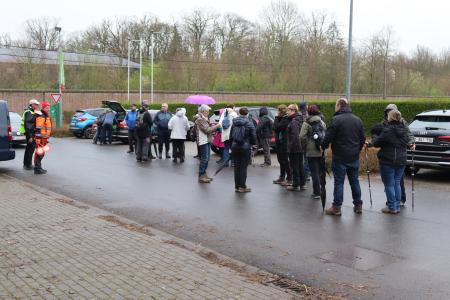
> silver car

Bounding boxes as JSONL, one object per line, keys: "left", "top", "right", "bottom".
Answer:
{"left": 9, "top": 112, "right": 26, "bottom": 145}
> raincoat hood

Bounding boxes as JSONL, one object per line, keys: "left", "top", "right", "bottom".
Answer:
{"left": 176, "top": 108, "right": 186, "bottom": 117}
{"left": 259, "top": 107, "right": 269, "bottom": 117}
{"left": 233, "top": 116, "right": 250, "bottom": 127}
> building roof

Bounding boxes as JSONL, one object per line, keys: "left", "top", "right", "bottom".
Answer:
{"left": 0, "top": 46, "right": 140, "bottom": 69}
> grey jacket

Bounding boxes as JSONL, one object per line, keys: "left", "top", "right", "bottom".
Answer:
{"left": 300, "top": 115, "right": 327, "bottom": 158}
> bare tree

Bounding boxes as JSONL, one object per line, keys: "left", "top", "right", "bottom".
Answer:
{"left": 24, "top": 17, "right": 60, "bottom": 50}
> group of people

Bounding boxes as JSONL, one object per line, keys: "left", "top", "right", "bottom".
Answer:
{"left": 21, "top": 99, "right": 53, "bottom": 175}
{"left": 121, "top": 103, "right": 190, "bottom": 163}
{"left": 188, "top": 98, "right": 415, "bottom": 214}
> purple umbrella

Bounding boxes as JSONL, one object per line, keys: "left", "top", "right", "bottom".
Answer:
{"left": 185, "top": 95, "right": 216, "bottom": 105}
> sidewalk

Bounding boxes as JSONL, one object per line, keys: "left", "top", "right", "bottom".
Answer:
{"left": 0, "top": 174, "right": 301, "bottom": 299}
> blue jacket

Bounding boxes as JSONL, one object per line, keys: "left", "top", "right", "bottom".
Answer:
{"left": 154, "top": 111, "right": 173, "bottom": 135}
{"left": 103, "top": 111, "right": 116, "bottom": 125}
{"left": 125, "top": 110, "right": 138, "bottom": 130}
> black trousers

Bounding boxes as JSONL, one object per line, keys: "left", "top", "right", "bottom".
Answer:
{"left": 23, "top": 139, "right": 35, "bottom": 167}
{"left": 276, "top": 151, "right": 291, "bottom": 181}
{"left": 308, "top": 157, "right": 322, "bottom": 196}
{"left": 400, "top": 173, "right": 406, "bottom": 203}
{"left": 128, "top": 129, "right": 136, "bottom": 151}
{"left": 158, "top": 134, "right": 171, "bottom": 155}
{"left": 233, "top": 149, "right": 251, "bottom": 189}
{"left": 172, "top": 139, "right": 185, "bottom": 160}
{"left": 289, "top": 152, "right": 306, "bottom": 188}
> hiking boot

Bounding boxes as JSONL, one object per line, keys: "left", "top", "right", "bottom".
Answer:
{"left": 34, "top": 168, "right": 47, "bottom": 175}
{"left": 205, "top": 173, "right": 214, "bottom": 181}
{"left": 127, "top": 149, "right": 134, "bottom": 153}
{"left": 311, "top": 194, "right": 321, "bottom": 200}
{"left": 353, "top": 204, "right": 363, "bottom": 214}
{"left": 300, "top": 185, "right": 307, "bottom": 191}
{"left": 216, "top": 159, "right": 224, "bottom": 164}
{"left": 281, "top": 180, "right": 293, "bottom": 187}
{"left": 400, "top": 202, "right": 406, "bottom": 208}
{"left": 273, "top": 177, "right": 284, "bottom": 184}
{"left": 166, "top": 153, "right": 171, "bottom": 159}
{"left": 173, "top": 158, "right": 178, "bottom": 163}
{"left": 260, "top": 163, "right": 270, "bottom": 167}
{"left": 23, "top": 165, "right": 33, "bottom": 171}
{"left": 237, "top": 187, "right": 252, "bottom": 193}
{"left": 325, "top": 205, "right": 342, "bottom": 216}
{"left": 198, "top": 175, "right": 211, "bottom": 184}
{"left": 158, "top": 155, "right": 162, "bottom": 159}
{"left": 381, "top": 207, "right": 398, "bottom": 214}
{"left": 180, "top": 158, "right": 185, "bottom": 163}
{"left": 286, "top": 186, "right": 301, "bottom": 192}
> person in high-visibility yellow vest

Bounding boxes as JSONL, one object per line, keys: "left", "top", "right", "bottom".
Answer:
{"left": 34, "top": 102, "right": 52, "bottom": 175}
{"left": 21, "top": 99, "right": 40, "bottom": 170}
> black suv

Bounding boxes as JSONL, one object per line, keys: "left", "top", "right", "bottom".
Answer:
{"left": 408, "top": 109, "right": 450, "bottom": 172}
{"left": 0, "top": 100, "right": 15, "bottom": 161}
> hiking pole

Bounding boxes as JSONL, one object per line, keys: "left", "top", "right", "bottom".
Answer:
{"left": 411, "top": 148, "right": 415, "bottom": 210}
{"left": 365, "top": 145, "right": 373, "bottom": 207}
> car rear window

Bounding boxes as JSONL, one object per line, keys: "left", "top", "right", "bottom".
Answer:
{"left": 9, "top": 113, "right": 21, "bottom": 123}
{"left": 86, "top": 109, "right": 105, "bottom": 117}
{"left": 410, "top": 116, "right": 450, "bottom": 130}
{"left": 74, "top": 110, "right": 86, "bottom": 117}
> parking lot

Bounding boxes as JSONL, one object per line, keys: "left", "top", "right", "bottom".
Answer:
{"left": 2, "top": 137, "right": 450, "bottom": 299}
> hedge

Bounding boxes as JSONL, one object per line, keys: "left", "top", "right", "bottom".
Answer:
{"left": 119, "top": 99, "right": 450, "bottom": 134}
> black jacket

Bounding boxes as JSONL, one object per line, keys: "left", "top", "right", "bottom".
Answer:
{"left": 372, "top": 121, "right": 409, "bottom": 166}
{"left": 135, "top": 110, "right": 153, "bottom": 138}
{"left": 287, "top": 112, "right": 303, "bottom": 153}
{"left": 257, "top": 108, "right": 273, "bottom": 139}
{"left": 322, "top": 108, "right": 365, "bottom": 163}
{"left": 273, "top": 114, "right": 290, "bottom": 152}
{"left": 24, "top": 107, "right": 36, "bottom": 140}
{"left": 230, "top": 116, "right": 257, "bottom": 151}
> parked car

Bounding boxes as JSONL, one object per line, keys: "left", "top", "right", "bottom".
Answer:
{"left": 93, "top": 101, "right": 195, "bottom": 144}
{"left": 407, "top": 109, "right": 450, "bottom": 173}
{"left": 69, "top": 108, "right": 108, "bottom": 139}
{"left": 209, "top": 106, "right": 277, "bottom": 154}
{"left": 0, "top": 100, "right": 15, "bottom": 161}
{"left": 9, "top": 112, "right": 26, "bottom": 145}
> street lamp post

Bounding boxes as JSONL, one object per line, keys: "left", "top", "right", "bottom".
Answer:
{"left": 127, "top": 39, "right": 131, "bottom": 104}
{"left": 150, "top": 32, "right": 162, "bottom": 104}
{"left": 345, "top": 0, "right": 354, "bottom": 101}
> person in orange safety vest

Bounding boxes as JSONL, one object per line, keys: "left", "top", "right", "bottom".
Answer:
{"left": 34, "top": 102, "right": 52, "bottom": 175}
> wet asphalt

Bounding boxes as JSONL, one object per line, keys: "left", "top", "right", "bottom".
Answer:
{"left": 2, "top": 138, "right": 450, "bottom": 299}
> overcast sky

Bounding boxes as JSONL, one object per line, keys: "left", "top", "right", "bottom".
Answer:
{"left": 2, "top": 0, "right": 449, "bottom": 54}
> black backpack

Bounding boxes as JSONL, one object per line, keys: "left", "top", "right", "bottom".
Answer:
{"left": 309, "top": 120, "right": 325, "bottom": 150}
{"left": 232, "top": 124, "right": 246, "bottom": 145}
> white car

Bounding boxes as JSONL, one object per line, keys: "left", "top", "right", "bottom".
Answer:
{"left": 9, "top": 112, "right": 27, "bottom": 145}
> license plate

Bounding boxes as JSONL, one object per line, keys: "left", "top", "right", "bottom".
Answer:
{"left": 415, "top": 137, "right": 434, "bottom": 143}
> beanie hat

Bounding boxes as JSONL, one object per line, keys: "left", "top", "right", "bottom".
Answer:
{"left": 41, "top": 102, "right": 50, "bottom": 109}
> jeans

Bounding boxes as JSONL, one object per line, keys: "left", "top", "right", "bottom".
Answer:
{"left": 199, "top": 143, "right": 211, "bottom": 176}
{"left": 172, "top": 139, "right": 185, "bottom": 160}
{"left": 222, "top": 140, "right": 232, "bottom": 165}
{"left": 260, "top": 138, "right": 271, "bottom": 165}
{"left": 308, "top": 157, "right": 322, "bottom": 196}
{"left": 304, "top": 153, "right": 310, "bottom": 178}
{"left": 380, "top": 164, "right": 406, "bottom": 211}
{"left": 332, "top": 160, "right": 362, "bottom": 207}
{"left": 128, "top": 129, "right": 136, "bottom": 151}
{"left": 101, "top": 123, "right": 113, "bottom": 144}
{"left": 23, "top": 139, "right": 36, "bottom": 167}
{"left": 135, "top": 137, "right": 150, "bottom": 160}
{"left": 276, "top": 151, "right": 291, "bottom": 181}
{"left": 158, "top": 134, "right": 171, "bottom": 156}
{"left": 233, "top": 149, "right": 251, "bottom": 189}
{"left": 93, "top": 124, "right": 102, "bottom": 143}
{"left": 289, "top": 152, "right": 306, "bottom": 188}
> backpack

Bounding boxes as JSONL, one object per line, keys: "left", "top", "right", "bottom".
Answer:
{"left": 135, "top": 111, "right": 145, "bottom": 129}
{"left": 232, "top": 124, "right": 246, "bottom": 145}
{"left": 222, "top": 110, "right": 231, "bottom": 129}
{"left": 309, "top": 120, "right": 325, "bottom": 150}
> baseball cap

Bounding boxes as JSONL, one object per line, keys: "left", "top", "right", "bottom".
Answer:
{"left": 29, "top": 99, "right": 40, "bottom": 105}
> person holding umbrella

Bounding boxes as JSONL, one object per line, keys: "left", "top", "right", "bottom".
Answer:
{"left": 195, "top": 104, "right": 221, "bottom": 183}
{"left": 300, "top": 105, "right": 327, "bottom": 199}
{"left": 230, "top": 107, "right": 257, "bottom": 193}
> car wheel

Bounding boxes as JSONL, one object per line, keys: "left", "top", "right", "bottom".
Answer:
{"left": 211, "top": 145, "right": 221, "bottom": 155}
{"left": 84, "top": 126, "right": 95, "bottom": 139}
{"left": 73, "top": 132, "right": 83, "bottom": 138}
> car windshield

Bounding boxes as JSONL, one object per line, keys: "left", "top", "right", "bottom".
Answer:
{"left": 9, "top": 113, "right": 21, "bottom": 123}
{"left": 410, "top": 115, "right": 450, "bottom": 130}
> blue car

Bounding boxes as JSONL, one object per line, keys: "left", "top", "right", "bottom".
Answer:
{"left": 69, "top": 108, "right": 108, "bottom": 139}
